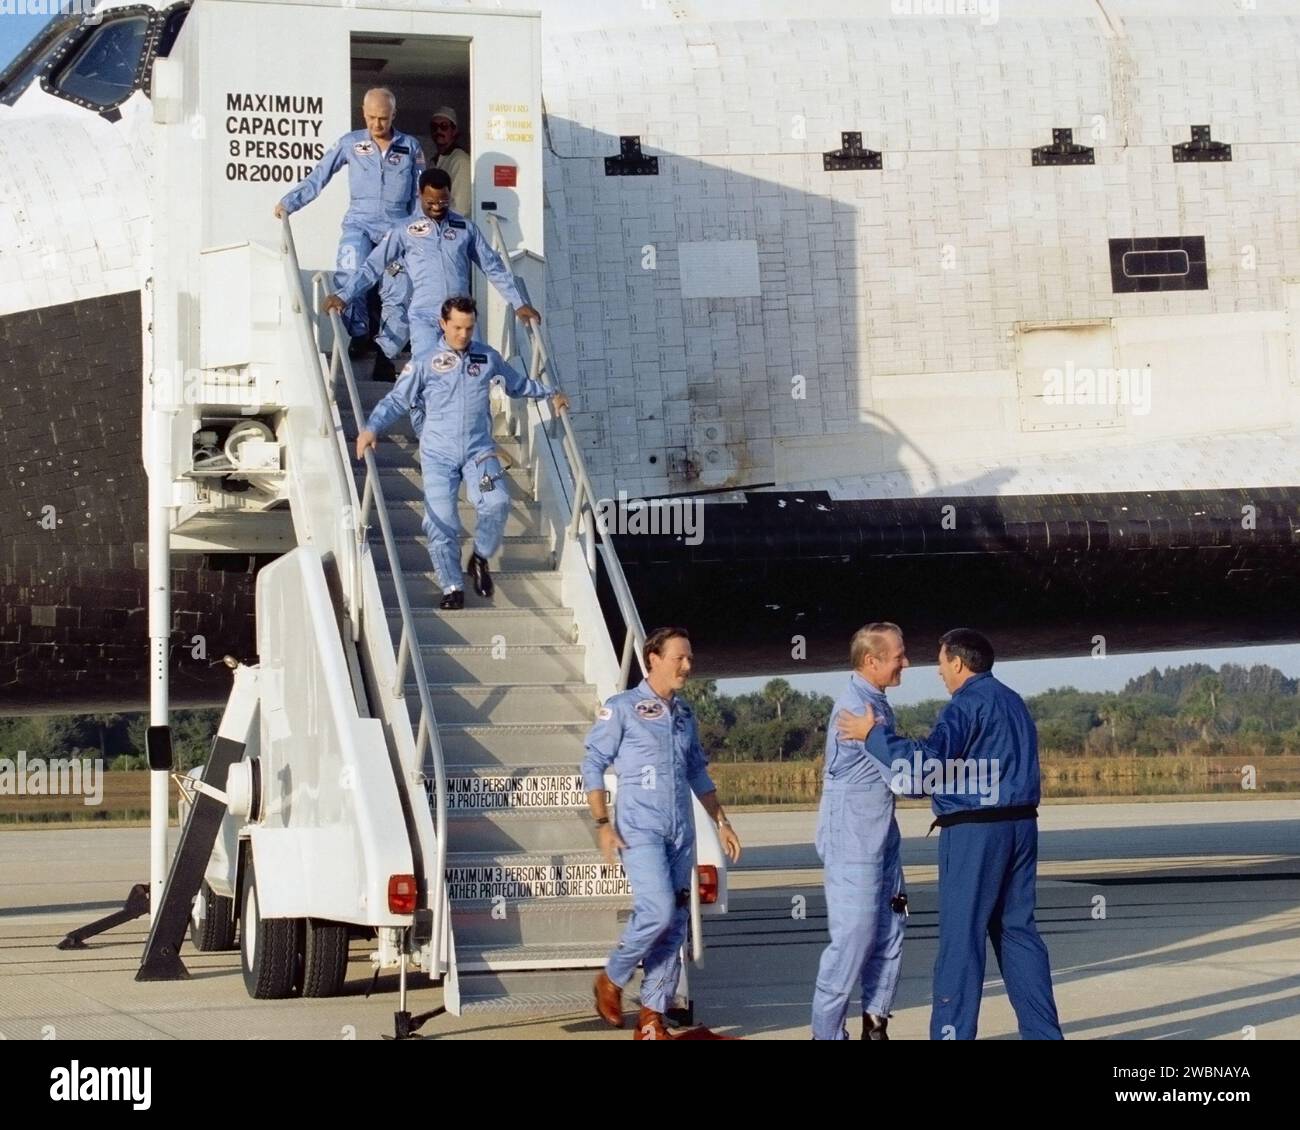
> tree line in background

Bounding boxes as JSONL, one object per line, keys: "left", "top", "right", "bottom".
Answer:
{"left": 680, "top": 662, "right": 1300, "bottom": 762}
{"left": 0, "top": 710, "right": 221, "bottom": 771}
{"left": 3, "top": 662, "right": 1300, "bottom": 767}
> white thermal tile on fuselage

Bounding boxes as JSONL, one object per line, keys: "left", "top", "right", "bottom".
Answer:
{"left": 541, "top": 9, "right": 1300, "bottom": 499}
{"left": 6, "top": 108, "right": 154, "bottom": 312}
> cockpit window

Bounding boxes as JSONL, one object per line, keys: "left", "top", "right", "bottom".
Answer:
{"left": 54, "top": 15, "right": 150, "bottom": 108}
{"left": 0, "top": 14, "right": 80, "bottom": 107}
{"left": 1, "top": 5, "right": 191, "bottom": 114}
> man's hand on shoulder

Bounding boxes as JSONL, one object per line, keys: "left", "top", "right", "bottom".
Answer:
{"left": 836, "top": 704, "right": 877, "bottom": 744}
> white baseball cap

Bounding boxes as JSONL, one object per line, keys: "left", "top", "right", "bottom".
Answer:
{"left": 431, "top": 107, "right": 459, "bottom": 128}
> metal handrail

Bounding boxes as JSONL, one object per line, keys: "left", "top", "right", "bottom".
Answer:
{"left": 279, "top": 219, "right": 346, "bottom": 448}
{"left": 483, "top": 217, "right": 711, "bottom": 965}
{"left": 483, "top": 217, "right": 720, "bottom": 971}
{"left": 483, "top": 213, "right": 648, "bottom": 691}
{"left": 322, "top": 299, "right": 449, "bottom": 975}
{"left": 279, "top": 216, "right": 448, "bottom": 975}
{"left": 278, "top": 217, "right": 363, "bottom": 632}
{"left": 321, "top": 317, "right": 449, "bottom": 971}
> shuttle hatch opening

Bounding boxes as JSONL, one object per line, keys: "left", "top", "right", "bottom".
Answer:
{"left": 349, "top": 32, "right": 471, "bottom": 213}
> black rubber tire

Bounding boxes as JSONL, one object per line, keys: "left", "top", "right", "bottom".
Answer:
{"left": 189, "top": 879, "right": 237, "bottom": 952}
{"left": 239, "top": 855, "right": 300, "bottom": 999}
{"left": 300, "top": 918, "right": 350, "bottom": 998}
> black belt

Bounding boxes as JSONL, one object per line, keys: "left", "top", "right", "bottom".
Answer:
{"left": 929, "top": 804, "right": 1038, "bottom": 834}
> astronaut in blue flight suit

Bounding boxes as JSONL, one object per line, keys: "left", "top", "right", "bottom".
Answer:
{"left": 583, "top": 627, "right": 743, "bottom": 1040}
{"left": 839, "top": 627, "right": 1063, "bottom": 1041}
{"left": 812, "top": 622, "right": 910, "bottom": 1041}
{"left": 275, "top": 87, "right": 424, "bottom": 379}
{"left": 326, "top": 168, "right": 540, "bottom": 406}
{"left": 354, "top": 295, "right": 568, "bottom": 609}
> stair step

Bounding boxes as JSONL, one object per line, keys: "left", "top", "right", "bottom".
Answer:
{"left": 371, "top": 488, "right": 538, "bottom": 514}
{"left": 359, "top": 455, "right": 531, "bottom": 481}
{"left": 348, "top": 431, "right": 530, "bottom": 468}
{"left": 363, "top": 471, "right": 534, "bottom": 508}
{"left": 338, "top": 390, "right": 519, "bottom": 420}
{"left": 393, "top": 608, "right": 573, "bottom": 647}
{"left": 445, "top": 808, "right": 607, "bottom": 854}
{"left": 438, "top": 723, "right": 591, "bottom": 767}
{"left": 338, "top": 387, "right": 524, "bottom": 429}
{"left": 454, "top": 975, "right": 610, "bottom": 1016}
{"left": 419, "top": 644, "right": 585, "bottom": 684}
{"left": 367, "top": 467, "right": 533, "bottom": 500}
{"left": 452, "top": 896, "right": 629, "bottom": 950}
{"left": 370, "top": 444, "right": 423, "bottom": 468}
{"left": 370, "top": 500, "right": 543, "bottom": 538}
{"left": 338, "top": 400, "right": 524, "bottom": 452}
{"left": 331, "top": 377, "right": 447, "bottom": 411}
{"left": 446, "top": 849, "right": 629, "bottom": 901}
{"left": 337, "top": 380, "right": 454, "bottom": 415}
{"left": 412, "top": 683, "right": 597, "bottom": 725}
{"left": 381, "top": 535, "right": 553, "bottom": 573}
{"left": 337, "top": 374, "right": 409, "bottom": 399}
{"left": 456, "top": 941, "right": 613, "bottom": 973}
{"left": 378, "top": 569, "right": 563, "bottom": 611}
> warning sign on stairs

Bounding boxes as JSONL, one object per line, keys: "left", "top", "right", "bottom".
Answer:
{"left": 446, "top": 862, "right": 631, "bottom": 900}
{"left": 444, "top": 773, "right": 588, "bottom": 810}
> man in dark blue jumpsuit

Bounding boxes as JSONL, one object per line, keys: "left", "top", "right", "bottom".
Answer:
{"left": 839, "top": 628, "right": 1063, "bottom": 1040}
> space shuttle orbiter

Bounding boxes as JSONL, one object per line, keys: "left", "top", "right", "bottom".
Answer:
{"left": 5, "top": 0, "right": 1300, "bottom": 718}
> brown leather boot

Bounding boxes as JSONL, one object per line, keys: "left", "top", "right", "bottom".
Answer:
{"left": 593, "top": 971, "right": 624, "bottom": 1028}
{"left": 633, "top": 1007, "right": 672, "bottom": 1040}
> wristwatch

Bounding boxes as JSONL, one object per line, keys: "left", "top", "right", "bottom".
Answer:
{"left": 595, "top": 816, "right": 610, "bottom": 827}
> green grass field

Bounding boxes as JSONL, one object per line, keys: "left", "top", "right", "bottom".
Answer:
{"left": 708, "top": 754, "right": 1300, "bottom": 806}
{"left": 3, "top": 756, "right": 1298, "bottom": 824}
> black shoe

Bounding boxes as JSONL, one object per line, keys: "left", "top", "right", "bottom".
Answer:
{"left": 372, "top": 351, "right": 398, "bottom": 382}
{"left": 348, "top": 336, "right": 376, "bottom": 359}
{"left": 438, "top": 589, "right": 464, "bottom": 611}
{"left": 466, "top": 552, "right": 494, "bottom": 598}
{"left": 862, "top": 1013, "right": 890, "bottom": 1040}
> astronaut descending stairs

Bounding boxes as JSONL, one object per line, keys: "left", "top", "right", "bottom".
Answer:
{"left": 332, "top": 365, "right": 638, "bottom": 1016}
